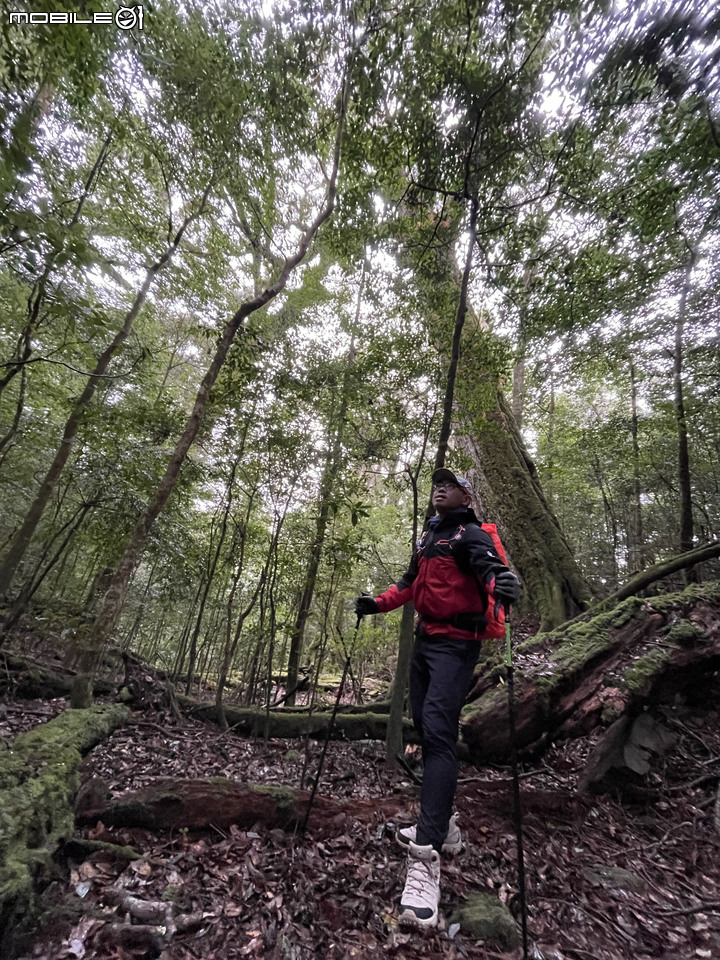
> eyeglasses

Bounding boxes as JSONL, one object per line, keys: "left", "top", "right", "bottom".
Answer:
{"left": 432, "top": 482, "right": 461, "bottom": 492}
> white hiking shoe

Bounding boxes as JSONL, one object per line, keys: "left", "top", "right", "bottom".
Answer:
{"left": 396, "top": 812, "right": 463, "bottom": 855}
{"left": 398, "top": 841, "right": 441, "bottom": 929}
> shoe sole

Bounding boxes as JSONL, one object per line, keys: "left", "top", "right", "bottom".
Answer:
{"left": 398, "top": 908, "right": 439, "bottom": 930}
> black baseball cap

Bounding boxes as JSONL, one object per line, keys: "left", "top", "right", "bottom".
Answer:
{"left": 431, "top": 468, "right": 474, "bottom": 496}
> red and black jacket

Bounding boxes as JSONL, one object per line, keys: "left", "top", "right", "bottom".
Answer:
{"left": 374, "top": 507, "right": 507, "bottom": 642}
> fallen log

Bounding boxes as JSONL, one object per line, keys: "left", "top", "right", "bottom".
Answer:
{"left": 0, "top": 704, "right": 130, "bottom": 958}
{"left": 0, "top": 652, "right": 115, "bottom": 699}
{"left": 460, "top": 583, "right": 720, "bottom": 772}
{"left": 75, "top": 776, "right": 408, "bottom": 835}
{"left": 74, "top": 774, "right": 579, "bottom": 838}
{"left": 180, "top": 698, "right": 416, "bottom": 742}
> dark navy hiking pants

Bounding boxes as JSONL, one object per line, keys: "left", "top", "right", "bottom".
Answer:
{"left": 410, "top": 630, "right": 480, "bottom": 853}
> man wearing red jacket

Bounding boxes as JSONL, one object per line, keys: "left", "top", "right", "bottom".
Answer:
{"left": 355, "top": 468, "right": 520, "bottom": 929}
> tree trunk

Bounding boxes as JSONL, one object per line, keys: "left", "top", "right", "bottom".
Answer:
{"left": 456, "top": 391, "right": 593, "bottom": 630}
{"left": 183, "top": 698, "right": 417, "bottom": 743}
{"left": 629, "top": 360, "right": 645, "bottom": 572}
{"left": 432, "top": 198, "right": 479, "bottom": 483}
{"left": 674, "top": 257, "right": 695, "bottom": 559}
{"left": 69, "top": 59, "right": 355, "bottom": 709}
{"left": 286, "top": 324, "right": 361, "bottom": 705}
{"left": 185, "top": 460, "right": 240, "bottom": 694}
{"left": 511, "top": 359, "right": 525, "bottom": 432}
{"left": 0, "top": 704, "right": 129, "bottom": 958}
{"left": 385, "top": 461, "right": 425, "bottom": 764}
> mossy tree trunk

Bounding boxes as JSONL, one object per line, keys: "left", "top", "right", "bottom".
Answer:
{"left": 75, "top": 776, "right": 408, "bottom": 836}
{"left": 456, "top": 391, "right": 593, "bottom": 631}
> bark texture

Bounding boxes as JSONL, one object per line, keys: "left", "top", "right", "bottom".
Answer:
{"left": 75, "top": 777, "right": 407, "bottom": 835}
{"left": 461, "top": 583, "right": 720, "bottom": 766}
{"left": 457, "top": 391, "right": 593, "bottom": 630}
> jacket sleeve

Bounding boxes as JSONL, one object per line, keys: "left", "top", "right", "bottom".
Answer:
{"left": 374, "top": 553, "right": 418, "bottom": 613}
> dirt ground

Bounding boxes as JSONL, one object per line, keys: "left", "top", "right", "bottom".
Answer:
{"left": 4, "top": 678, "right": 718, "bottom": 960}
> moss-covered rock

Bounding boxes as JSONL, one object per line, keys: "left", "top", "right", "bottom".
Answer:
{"left": 451, "top": 891, "right": 519, "bottom": 947}
{"left": 0, "top": 704, "right": 129, "bottom": 958}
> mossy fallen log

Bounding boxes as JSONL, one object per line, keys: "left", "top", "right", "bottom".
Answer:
{"left": 75, "top": 776, "right": 407, "bottom": 835}
{"left": 0, "top": 704, "right": 130, "bottom": 958}
{"left": 180, "top": 698, "right": 416, "bottom": 742}
{"left": 461, "top": 583, "right": 720, "bottom": 766}
{"left": 0, "top": 652, "right": 115, "bottom": 699}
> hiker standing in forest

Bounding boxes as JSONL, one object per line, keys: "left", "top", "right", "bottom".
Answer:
{"left": 355, "top": 468, "right": 520, "bottom": 929}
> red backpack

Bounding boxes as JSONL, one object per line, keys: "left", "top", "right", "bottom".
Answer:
{"left": 477, "top": 523, "right": 508, "bottom": 640}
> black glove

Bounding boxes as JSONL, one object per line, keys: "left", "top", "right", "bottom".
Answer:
{"left": 355, "top": 595, "right": 379, "bottom": 618}
{"left": 486, "top": 568, "right": 520, "bottom": 617}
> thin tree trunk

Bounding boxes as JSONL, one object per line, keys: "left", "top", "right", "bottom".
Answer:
{"left": 0, "top": 364, "right": 28, "bottom": 465}
{"left": 215, "top": 490, "right": 259, "bottom": 723}
{"left": 0, "top": 502, "right": 94, "bottom": 637}
{"left": 546, "top": 358, "right": 555, "bottom": 502}
{"left": 171, "top": 580, "right": 205, "bottom": 683}
{"left": 592, "top": 454, "right": 620, "bottom": 589}
{"left": 432, "top": 197, "right": 478, "bottom": 486}
{"left": 286, "top": 262, "right": 366, "bottom": 705}
{"left": 629, "top": 360, "right": 644, "bottom": 572}
{"left": 216, "top": 572, "right": 265, "bottom": 729}
{"left": 386, "top": 456, "right": 425, "bottom": 764}
{"left": 675, "top": 259, "right": 694, "bottom": 559}
{"left": 185, "top": 460, "right": 239, "bottom": 694}
{"left": 0, "top": 187, "right": 211, "bottom": 598}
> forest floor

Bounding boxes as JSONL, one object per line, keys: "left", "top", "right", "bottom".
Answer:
{"left": 3, "top": 655, "right": 720, "bottom": 960}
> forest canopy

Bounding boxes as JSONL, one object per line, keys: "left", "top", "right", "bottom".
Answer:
{"left": 0, "top": 0, "right": 718, "bottom": 702}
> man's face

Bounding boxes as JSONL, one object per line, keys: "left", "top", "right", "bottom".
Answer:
{"left": 432, "top": 481, "right": 470, "bottom": 514}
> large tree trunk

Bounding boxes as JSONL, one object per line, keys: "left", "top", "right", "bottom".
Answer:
{"left": 457, "top": 391, "right": 593, "bottom": 630}
{"left": 461, "top": 582, "right": 720, "bottom": 767}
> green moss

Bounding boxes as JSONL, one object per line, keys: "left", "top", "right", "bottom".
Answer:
{"left": 451, "top": 891, "right": 519, "bottom": 947}
{"left": 623, "top": 648, "right": 672, "bottom": 694}
{"left": 663, "top": 620, "right": 706, "bottom": 643}
{"left": 517, "top": 584, "right": 719, "bottom": 703}
{"left": 255, "top": 784, "right": 297, "bottom": 815}
{"left": 0, "top": 705, "right": 129, "bottom": 957}
{"left": 461, "top": 688, "right": 504, "bottom": 723}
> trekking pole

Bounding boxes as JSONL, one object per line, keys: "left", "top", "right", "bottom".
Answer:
{"left": 505, "top": 604, "right": 529, "bottom": 960}
{"left": 301, "top": 614, "right": 361, "bottom": 833}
